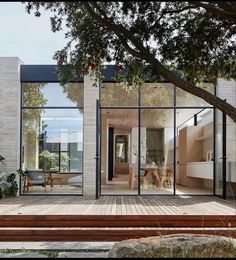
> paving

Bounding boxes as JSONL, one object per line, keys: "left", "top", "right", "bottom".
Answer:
{"left": 0, "top": 241, "right": 114, "bottom": 258}
{"left": 0, "top": 241, "right": 115, "bottom": 250}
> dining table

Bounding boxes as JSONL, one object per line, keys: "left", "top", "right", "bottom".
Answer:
{"left": 140, "top": 165, "right": 166, "bottom": 187}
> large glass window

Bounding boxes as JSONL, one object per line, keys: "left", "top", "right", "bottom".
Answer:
{"left": 140, "top": 109, "right": 174, "bottom": 195}
{"left": 21, "top": 83, "right": 83, "bottom": 195}
{"left": 100, "top": 83, "right": 138, "bottom": 106}
{"left": 141, "top": 83, "right": 174, "bottom": 106}
{"left": 226, "top": 115, "right": 236, "bottom": 198}
{"left": 176, "top": 108, "right": 214, "bottom": 195}
{"left": 99, "top": 81, "right": 214, "bottom": 196}
{"left": 23, "top": 83, "right": 84, "bottom": 107}
{"left": 176, "top": 83, "right": 214, "bottom": 107}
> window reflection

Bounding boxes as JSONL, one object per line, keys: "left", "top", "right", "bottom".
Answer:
{"left": 22, "top": 81, "right": 84, "bottom": 195}
{"left": 176, "top": 83, "right": 214, "bottom": 107}
{"left": 23, "top": 83, "right": 84, "bottom": 107}
{"left": 140, "top": 109, "right": 174, "bottom": 195}
{"left": 141, "top": 83, "right": 174, "bottom": 106}
{"left": 100, "top": 83, "right": 138, "bottom": 106}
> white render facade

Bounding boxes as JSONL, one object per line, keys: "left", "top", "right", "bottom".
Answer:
{"left": 0, "top": 57, "right": 235, "bottom": 199}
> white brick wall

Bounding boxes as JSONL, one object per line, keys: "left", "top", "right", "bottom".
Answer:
{"left": 216, "top": 79, "right": 236, "bottom": 196}
{"left": 0, "top": 57, "right": 22, "bottom": 193}
{"left": 83, "top": 74, "right": 99, "bottom": 197}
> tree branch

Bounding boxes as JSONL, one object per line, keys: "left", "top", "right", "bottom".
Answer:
{"left": 189, "top": 1, "right": 236, "bottom": 23}
{"left": 83, "top": 2, "right": 236, "bottom": 122}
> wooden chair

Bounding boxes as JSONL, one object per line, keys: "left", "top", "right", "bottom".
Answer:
{"left": 159, "top": 166, "right": 173, "bottom": 189}
{"left": 128, "top": 165, "right": 148, "bottom": 190}
{"left": 23, "top": 169, "right": 50, "bottom": 192}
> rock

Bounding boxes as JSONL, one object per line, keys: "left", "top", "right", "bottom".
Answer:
{"left": 107, "top": 234, "right": 236, "bottom": 258}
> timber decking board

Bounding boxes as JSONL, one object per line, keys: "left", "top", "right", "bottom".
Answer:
{"left": 0, "top": 228, "right": 236, "bottom": 241}
{"left": 0, "top": 215, "right": 235, "bottom": 228}
{"left": 1, "top": 195, "right": 235, "bottom": 241}
{"left": 0, "top": 195, "right": 235, "bottom": 216}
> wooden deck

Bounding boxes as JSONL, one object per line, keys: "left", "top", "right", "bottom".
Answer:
{"left": 0, "top": 195, "right": 235, "bottom": 215}
{"left": 0, "top": 195, "right": 235, "bottom": 241}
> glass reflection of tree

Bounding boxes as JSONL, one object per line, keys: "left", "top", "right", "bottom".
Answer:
{"left": 62, "top": 83, "right": 83, "bottom": 112}
{"left": 141, "top": 83, "right": 173, "bottom": 106}
{"left": 23, "top": 83, "right": 47, "bottom": 131}
{"left": 23, "top": 83, "right": 47, "bottom": 169}
{"left": 101, "top": 83, "right": 138, "bottom": 106}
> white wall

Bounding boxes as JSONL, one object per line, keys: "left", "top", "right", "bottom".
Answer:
{"left": 83, "top": 74, "right": 99, "bottom": 197}
{"left": 216, "top": 79, "right": 236, "bottom": 196}
{"left": 0, "top": 57, "right": 22, "bottom": 194}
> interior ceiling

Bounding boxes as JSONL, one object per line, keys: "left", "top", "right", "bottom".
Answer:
{"left": 101, "top": 108, "right": 204, "bottom": 129}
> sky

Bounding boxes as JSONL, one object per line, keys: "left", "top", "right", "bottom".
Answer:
{"left": 0, "top": 2, "right": 67, "bottom": 64}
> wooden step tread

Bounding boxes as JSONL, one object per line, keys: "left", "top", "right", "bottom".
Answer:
{"left": 0, "top": 215, "right": 235, "bottom": 228}
{"left": 0, "top": 228, "right": 235, "bottom": 241}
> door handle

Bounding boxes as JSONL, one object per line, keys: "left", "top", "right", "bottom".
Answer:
{"left": 94, "top": 156, "right": 100, "bottom": 159}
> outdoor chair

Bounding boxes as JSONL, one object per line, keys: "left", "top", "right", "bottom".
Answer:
{"left": 23, "top": 169, "right": 50, "bottom": 192}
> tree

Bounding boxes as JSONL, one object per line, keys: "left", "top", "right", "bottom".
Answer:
{"left": 24, "top": 2, "right": 236, "bottom": 121}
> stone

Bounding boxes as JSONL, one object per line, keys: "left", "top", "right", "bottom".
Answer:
{"left": 107, "top": 234, "right": 236, "bottom": 258}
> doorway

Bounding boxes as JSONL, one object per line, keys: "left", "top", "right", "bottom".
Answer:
{"left": 100, "top": 109, "right": 139, "bottom": 195}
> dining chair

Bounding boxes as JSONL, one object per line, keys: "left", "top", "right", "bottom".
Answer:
{"left": 128, "top": 165, "right": 148, "bottom": 190}
{"left": 159, "top": 166, "right": 173, "bottom": 189}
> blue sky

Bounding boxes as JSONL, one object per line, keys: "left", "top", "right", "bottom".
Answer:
{"left": 0, "top": 2, "right": 67, "bottom": 64}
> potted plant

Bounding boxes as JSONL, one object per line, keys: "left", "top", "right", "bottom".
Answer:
{"left": 0, "top": 154, "right": 23, "bottom": 198}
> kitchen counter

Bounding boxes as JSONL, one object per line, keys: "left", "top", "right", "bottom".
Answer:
{"left": 186, "top": 161, "right": 213, "bottom": 179}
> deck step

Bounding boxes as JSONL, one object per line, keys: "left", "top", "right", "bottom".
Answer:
{"left": 0, "top": 215, "right": 235, "bottom": 227}
{"left": 0, "top": 227, "right": 235, "bottom": 241}
{"left": 0, "top": 215, "right": 235, "bottom": 241}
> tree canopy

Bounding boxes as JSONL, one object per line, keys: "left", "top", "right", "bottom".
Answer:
{"left": 24, "top": 1, "right": 236, "bottom": 121}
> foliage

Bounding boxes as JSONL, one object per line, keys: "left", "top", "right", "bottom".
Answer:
{"left": 62, "top": 83, "right": 84, "bottom": 107}
{"left": 23, "top": 83, "right": 47, "bottom": 135}
{"left": 24, "top": 2, "right": 236, "bottom": 83}
{"left": 39, "top": 152, "right": 58, "bottom": 171}
{"left": 24, "top": 2, "right": 236, "bottom": 121}
{"left": 0, "top": 155, "right": 5, "bottom": 164}
{"left": 0, "top": 154, "right": 19, "bottom": 198}
{"left": 39, "top": 151, "right": 70, "bottom": 171}
{"left": 16, "top": 168, "right": 28, "bottom": 178}
{"left": 0, "top": 172, "right": 18, "bottom": 198}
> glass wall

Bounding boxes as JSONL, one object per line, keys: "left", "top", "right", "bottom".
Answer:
{"left": 226, "top": 115, "right": 236, "bottom": 198}
{"left": 140, "top": 109, "right": 174, "bottom": 195}
{"left": 21, "top": 83, "right": 83, "bottom": 195}
{"left": 100, "top": 109, "right": 139, "bottom": 195}
{"left": 141, "top": 83, "right": 174, "bottom": 106}
{"left": 100, "top": 83, "right": 138, "bottom": 106}
{"left": 176, "top": 83, "right": 214, "bottom": 107}
{"left": 176, "top": 108, "right": 214, "bottom": 195}
{"left": 215, "top": 109, "right": 224, "bottom": 197}
{"left": 100, "top": 82, "right": 214, "bottom": 196}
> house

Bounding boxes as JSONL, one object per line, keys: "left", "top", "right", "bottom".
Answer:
{"left": 0, "top": 57, "right": 235, "bottom": 199}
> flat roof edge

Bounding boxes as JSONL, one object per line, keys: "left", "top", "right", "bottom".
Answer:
{"left": 20, "top": 64, "right": 181, "bottom": 83}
